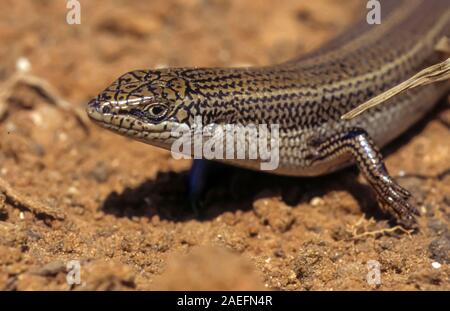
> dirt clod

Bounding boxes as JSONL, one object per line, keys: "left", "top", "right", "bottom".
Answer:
{"left": 253, "top": 197, "right": 295, "bottom": 233}
{"left": 151, "top": 246, "right": 265, "bottom": 290}
{"left": 428, "top": 234, "right": 450, "bottom": 264}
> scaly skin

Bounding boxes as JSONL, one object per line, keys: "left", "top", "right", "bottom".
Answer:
{"left": 87, "top": 0, "right": 450, "bottom": 227}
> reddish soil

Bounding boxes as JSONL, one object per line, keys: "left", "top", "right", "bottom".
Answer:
{"left": 0, "top": 0, "right": 449, "bottom": 290}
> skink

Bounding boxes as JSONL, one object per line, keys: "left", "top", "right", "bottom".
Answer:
{"left": 86, "top": 0, "right": 450, "bottom": 227}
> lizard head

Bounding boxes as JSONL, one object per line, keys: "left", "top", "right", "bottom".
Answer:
{"left": 86, "top": 69, "right": 200, "bottom": 149}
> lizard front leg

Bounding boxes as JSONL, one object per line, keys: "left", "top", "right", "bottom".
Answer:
{"left": 309, "top": 128, "right": 419, "bottom": 227}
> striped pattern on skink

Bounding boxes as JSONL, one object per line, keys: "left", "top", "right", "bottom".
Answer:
{"left": 87, "top": 0, "right": 450, "bottom": 227}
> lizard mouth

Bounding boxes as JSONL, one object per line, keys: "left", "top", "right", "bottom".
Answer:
{"left": 86, "top": 99, "right": 137, "bottom": 128}
{"left": 86, "top": 99, "right": 106, "bottom": 122}
{"left": 86, "top": 98, "right": 177, "bottom": 144}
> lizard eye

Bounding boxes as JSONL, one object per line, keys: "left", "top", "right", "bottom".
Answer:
{"left": 143, "top": 103, "right": 169, "bottom": 121}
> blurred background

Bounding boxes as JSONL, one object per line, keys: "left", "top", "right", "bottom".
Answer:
{"left": 0, "top": 0, "right": 361, "bottom": 104}
{"left": 1, "top": 0, "right": 449, "bottom": 291}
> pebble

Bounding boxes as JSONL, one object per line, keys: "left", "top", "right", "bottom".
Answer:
{"left": 30, "top": 112, "right": 43, "bottom": 126}
{"left": 310, "top": 197, "right": 324, "bottom": 206}
{"left": 67, "top": 186, "right": 79, "bottom": 195}
{"left": 16, "top": 57, "right": 31, "bottom": 72}
{"left": 89, "top": 163, "right": 111, "bottom": 183}
{"left": 431, "top": 262, "right": 441, "bottom": 269}
{"left": 428, "top": 234, "right": 450, "bottom": 264}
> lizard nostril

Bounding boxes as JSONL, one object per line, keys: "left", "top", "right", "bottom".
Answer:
{"left": 87, "top": 99, "right": 100, "bottom": 110}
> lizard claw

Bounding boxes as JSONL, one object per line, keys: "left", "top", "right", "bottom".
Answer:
{"left": 374, "top": 177, "right": 419, "bottom": 228}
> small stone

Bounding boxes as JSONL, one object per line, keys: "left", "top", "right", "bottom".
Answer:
{"left": 247, "top": 225, "right": 259, "bottom": 237}
{"left": 93, "top": 212, "right": 104, "bottom": 220}
{"left": 16, "top": 57, "right": 31, "bottom": 73}
{"left": 67, "top": 186, "right": 79, "bottom": 195}
{"left": 431, "top": 262, "right": 441, "bottom": 269}
{"left": 310, "top": 197, "right": 324, "bottom": 206}
{"left": 73, "top": 206, "right": 85, "bottom": 215}
{"left": 30, "top": 112, "right": 43, "bottom": 126}
{"left": 273, "top": 248, "right": 285, "bottom": 258}
{"left": 89, "top": 163, "right": 111, "bottom": 183}
{"left": 58, "top": 132, "right": 68, "bottom": 141}
{"left": 428, "top": 234, "right": 450, "bottom": 264}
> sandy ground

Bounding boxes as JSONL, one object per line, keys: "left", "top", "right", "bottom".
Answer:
{"left": 0, "top": 0, "right": 449, "bottom": 290}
